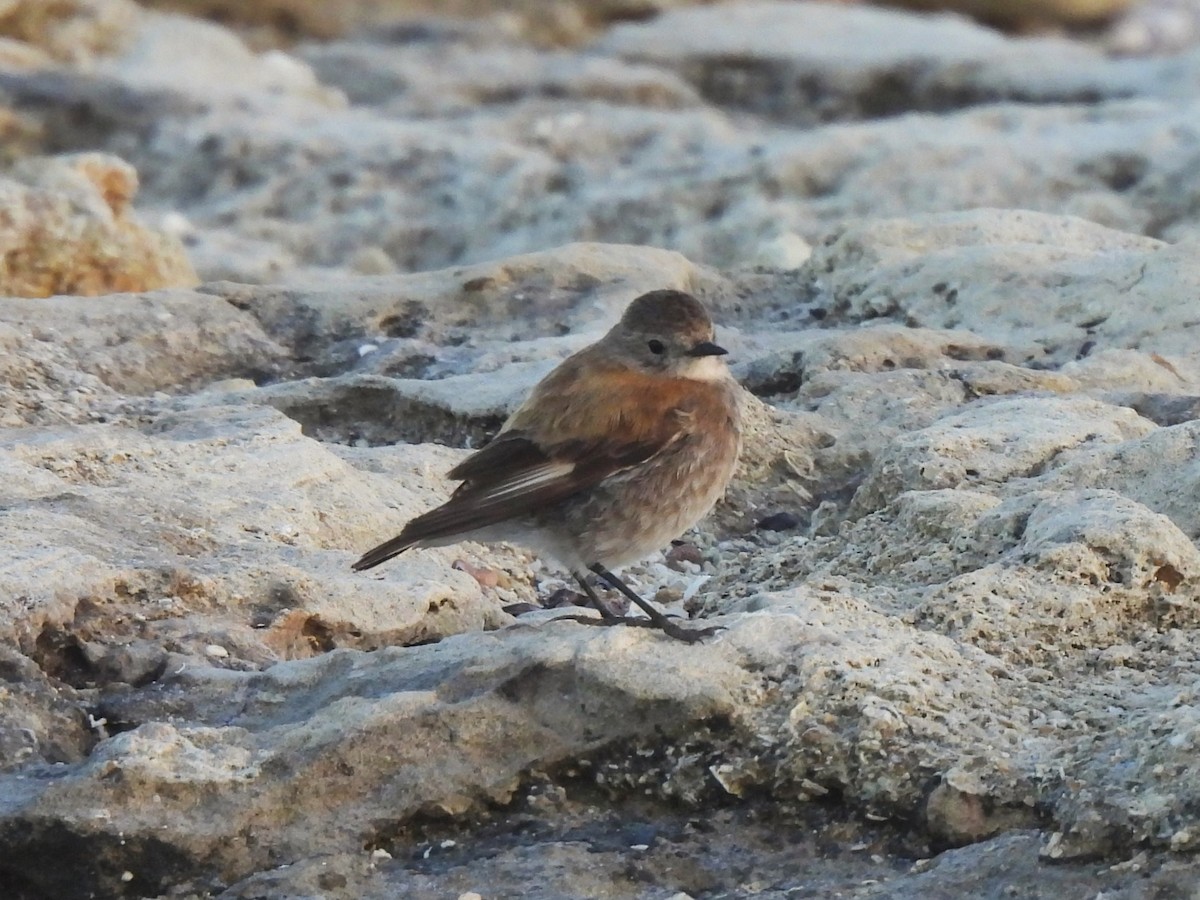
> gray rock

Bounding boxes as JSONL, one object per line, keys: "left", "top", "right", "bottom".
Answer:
{"left": 301, "top": 38, "right": 701, "bottom": 113}
{"left": 203, "top": 242, "right": 715, "bottom": 369}
{"left": 2, "top": 210, "right": 1198, "bottom": 892}
{"left": 0, "top": 405, "right": 510, "bottom": 672}
{"left": 602, "top": 1, "right": 1107, "bottom": 123}
{"left": 0, "top": 289, "right": 286, "bottom": 396}
{"left": 0, "top": 625, "right": 751, "bottom": 897}
{"left": 6, "top": 0, "right": 1200, "bottom": 895}
{"left": 9, "top": 2, "right": 1200, "bottom": 284}
{"left": 849, "top": 395, "right": 1155, "bottom": 513}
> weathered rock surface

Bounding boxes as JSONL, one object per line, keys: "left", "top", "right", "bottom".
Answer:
{"left": 601, "top": 1, "right": 1111, "bottom": 122}
{"left": 3, "top": 1, "right": 1200, "bottom": 898}
{"left": 886, "top": 0, "right": 1134, "bottom": 28}
{"left": 138, "top": 0, "right": 715, "bottom": 47}
{"left": 0, "top": 0, "right": 138, "bottom": 64}
{"left": 10, "top": 1, "right": 1200, "bottom": 284}
{"left": 1108, "top": 0, "right": 1200, "bottom": 54}
{"left": 0, "top": 153, "right": 197, "bottom": 297}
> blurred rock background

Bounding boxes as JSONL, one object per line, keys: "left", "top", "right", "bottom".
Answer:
{"left": 3, "top": 0, "right": 1200, "bottom": 898}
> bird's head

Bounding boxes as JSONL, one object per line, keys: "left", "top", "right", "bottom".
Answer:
{"left": 604, "top": 289, "right": 729, "bottom": 381}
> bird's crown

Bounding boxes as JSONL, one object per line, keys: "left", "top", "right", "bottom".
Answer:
{"left": 618, "top": 290, "right": 713, "bottom": 336}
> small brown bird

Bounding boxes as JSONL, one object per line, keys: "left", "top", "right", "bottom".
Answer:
{"left": 353, "top": 289, "right": 742, "bottom": 642}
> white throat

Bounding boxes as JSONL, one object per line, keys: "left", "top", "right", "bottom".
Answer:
{"left": 681, "top": 355, "right": 730, "bottom": 382}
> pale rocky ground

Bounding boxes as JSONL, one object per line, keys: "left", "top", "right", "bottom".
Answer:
{"left": 5, "top": 1, "right": 1200, "bottom": 899}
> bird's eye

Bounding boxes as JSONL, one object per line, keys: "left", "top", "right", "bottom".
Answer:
{"left": 647, "top": 339, "right": 666, "bottom": 354}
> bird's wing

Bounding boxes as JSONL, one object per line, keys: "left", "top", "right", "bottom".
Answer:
{"left": 352, "top": 356, "right": 695, "bottom": 571}
{"left": 414, "top": 429, "right": 674, "bottom": 537}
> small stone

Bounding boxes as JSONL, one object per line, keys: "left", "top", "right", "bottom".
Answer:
{"left": 755, "top": 511, "right": 802, "bottom": 532}
{"left": 666, "top": 541, "right": 704, "bottom": 568}
{"left": 926, "top": 779, "right": 992, "bottom": 845}
{"left": 654, "top": 586, "right": 684, "bottom": 605}
{"left": 159, "top": 211, "right": 193, "bottom": 238}
{"left": 453, "top": 559, "right": 499, "bottom": 589}
{"left": 349, "top": 246, "right": 396, "bottom": 275}
{"left": 543, "top": 588, "right": 588, "bottom": 609}
{"left": 204, "top": 644, "right": 229, "bottom": 659}
{"left": 1043, "top": 834, "right": 1064, "bottom": 860}
{"left": 1110, "top": 851, "right": 1149, "bottom": 873}
{"left": 754, "top": 231, "right": 812, "bottom": 269}
{"left": 501, "top": 602, "right": 541, "bottom": 616}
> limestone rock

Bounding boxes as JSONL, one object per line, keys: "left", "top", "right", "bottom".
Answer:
{"left": 1, "top": 226, "right": 1199, "bottom": 897}
{"left": 206, "top": 242, "right": 719, "bottom": 366}
{"left": 95, "top": 10, "right": 340, "bottom": 105}
{"left": 885, "top": 0, "right": 1134, "bottom": 29}
{"left": 301, "top": 38, "right": 701, "bottom": 113}
{"left": 4, "top": 0, "right": 1200, "bottom": 892}
{"left": 601, "top": 1, "right": 1104, "bottom": 123}
{"left": 0, "top": 626, "right": 751, "bottom": 897}
{"left": 0, "top": 0, "right": 138, "bottom": 64}
{"left": 0, "top": 153, "right": 197, "bottom": 297}
{"left": 0, "top": 288, "right": 284, "bottom": 396}
{"left": 139, "top": 0, "right": 708, "bottom": 46}
{"left": 0, "top": 406, "right": 511, "bottom": 666}
{"left": 9, "top": 4, "right": 1200, "bottom": 282}
{"left": 849, "top": 395, "right": 1155, "bottom": 514}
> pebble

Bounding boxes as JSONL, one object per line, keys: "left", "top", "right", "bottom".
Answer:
{"left": 755, "top": 511, "right": 803, "bottom": 532}
{"left": 453, "top": 559, "right": 499, "bottom": 588}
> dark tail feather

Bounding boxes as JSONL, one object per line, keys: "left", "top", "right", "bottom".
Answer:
{"left": 353, "top": 499, "right": 489, "bottom": 572}
{"left": 351, "top": 532, "right": 417, "bottom": 571}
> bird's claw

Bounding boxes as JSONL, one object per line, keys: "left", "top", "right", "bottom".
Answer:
{"left": 558, "top": 613, "right": 723, "bottom": 643}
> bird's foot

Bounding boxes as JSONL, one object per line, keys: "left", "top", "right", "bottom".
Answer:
{"left": 654, "top": 619, "right": 725, "bottom": 644}
{"left": 559, "top": 613, "right": 723, "bottom": 643}
{"left": 568, "top": 566, "right": 722, "bottom": 641}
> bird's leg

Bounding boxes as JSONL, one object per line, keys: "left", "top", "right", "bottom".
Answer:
{"left": 588, "top": 563, "right": 721, "bottom": 644}
{"left": 589, "top": 564, "right": 673, "bottom": 624}
{"left": 573, "top": 572, "right": 620, "bottom": 620}
{"left": 551, "top": 572, "right": 632, "bottom": 628}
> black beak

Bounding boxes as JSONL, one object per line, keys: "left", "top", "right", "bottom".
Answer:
{"left": 687, "top": 340, "right": 728, "bottom": 358}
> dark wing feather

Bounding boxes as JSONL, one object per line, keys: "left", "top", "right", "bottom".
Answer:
{"left": 445, "top": 432, "right": 549, "bottom": 482}
{"left": 351, "top": 431, "right": 669, "bottom": 571}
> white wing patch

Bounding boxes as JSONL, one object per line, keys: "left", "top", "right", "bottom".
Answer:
{"left": 473, "top": 461, "right": 576, "bottom": 504}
